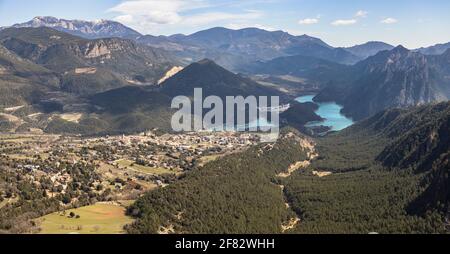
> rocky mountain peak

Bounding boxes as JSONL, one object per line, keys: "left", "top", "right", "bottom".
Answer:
{"left": 391, "top": 45, "right": 410, "bottom": 54}
{"left": 11, "top": 16, "right": 142, "bottom": 40}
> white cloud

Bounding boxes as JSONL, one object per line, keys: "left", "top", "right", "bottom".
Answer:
{"left": 381, "top": 18, "right": 398, "bottom": 24}
{"left": 108, "top": 0, "right": 201, "bottom": 25}
{"left": 183, "top": 11, "right": 263, "bottom": 26}
{"left": 298, "top": 18, "right": 319, "bottom": 25}
{"left": 108, "top": 0, "right": 263, "bottom": 34}
{"left": 331, "top": 19, "right": 357, "bottom": 26}
{"left": 355, "top": 10, "right": 368, "bottom": 18}
{"left": 329, "top": 11, "right": 364, "bottom": 27}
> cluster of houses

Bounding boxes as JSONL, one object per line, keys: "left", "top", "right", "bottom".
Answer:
{"left": 85, "top": 131, "right": 260, "bottom": 172}
{"left": 1, "top": 131, "right": 262, "bottom": 203}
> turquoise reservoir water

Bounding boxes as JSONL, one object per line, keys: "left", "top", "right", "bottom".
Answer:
{"left": 296, "top": 95, "right": 354, "bottom": 131}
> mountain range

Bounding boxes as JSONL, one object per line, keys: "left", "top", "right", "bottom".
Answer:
{"left": 10, "top": 16, "right": 142, "bottom": 40}
{"left": 1, "top": 16, "right": 450, "bottom": 133}
{"left": 344, "top": 41, "right": 395, "bottom": 59}
{"left": 0, "top": 26, "right": 177, "bottom": 96}
{"left": 417, "top": 42, "right": 450, "bottom": 55}
{"left": 3, "top": 17, "right": 408, "bottom": 70}
{"left": 162, "top": 27, "right": 361, "bottom": 67}
{"left": 314, "top": 46, "right": 450, "bottom": 120}
{"left": 0, "top": 25, "right": 289, "bottom": 134}
{"left": 7, "top": 17, "right": 450, "bottom": 69}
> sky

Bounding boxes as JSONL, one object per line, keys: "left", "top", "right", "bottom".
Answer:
{"left": 1, "top": 0, "right": 450, "bottom": 48}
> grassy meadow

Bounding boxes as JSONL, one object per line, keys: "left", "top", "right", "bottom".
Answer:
{"left": 37, "top": 203, "right": 133, "bottom": 234}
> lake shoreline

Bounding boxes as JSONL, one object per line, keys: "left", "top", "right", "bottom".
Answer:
{"left": 295, "top": 95, "right": 354, "bottom": 132}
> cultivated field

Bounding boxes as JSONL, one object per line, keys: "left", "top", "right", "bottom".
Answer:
{"left": 116, "top": 159, "right": 175, "bottom": 175}
{"left": 36, "top": 203, "right": 133, "bottom": 234}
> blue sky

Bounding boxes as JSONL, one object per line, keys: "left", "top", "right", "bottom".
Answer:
{"left": 1, "top": 0, "right": 450, "bottom": 48}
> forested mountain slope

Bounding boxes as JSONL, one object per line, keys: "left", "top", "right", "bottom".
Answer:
{"left": 0, "top": 27, "right": 177, "bottom": 95}
{"left": 126, "top": 130, "right": 311, "bottom": 234}
{"left": 374, "top": 103, "right": 450, "bottom": 215}
{"left": 160, "top": 58, "right": 286, "bottom": 100}
{"left": 0, "top": 44, "right": 59, "bottom": 106}
{"left": 282, "top": 102, "right": 449, "bottom": 233}
{"left": 125, "top": 103, "right": 450, "bottom": 234}
{"left": 315, "top": 46, "right": 450, "bottom": 120}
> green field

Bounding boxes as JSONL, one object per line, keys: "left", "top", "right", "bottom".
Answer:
{"left": 116, "top": 159, "right": 175, "bottom": 175}
{"left": 37, "top": 203, "right": 134, "bottom": 234}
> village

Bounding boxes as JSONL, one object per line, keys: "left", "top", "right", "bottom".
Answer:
{"left": 0, "top": 130, "right": 260, "bottom": 206}
{"left": 0, "top": 130, "right": 262, "bottom": 233}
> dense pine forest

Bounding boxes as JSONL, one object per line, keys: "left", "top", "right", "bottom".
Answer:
{"left": 282, "top": 102, "right": 450, "bottom": 233}
{"left": 126, "top": 129, "right": 309, "bottom": 234}
{"left": 126, "top": 103, "right": 450, "bottom": 234}
{"left": 283, "top": 135, "right": 444, "bottom": 233}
